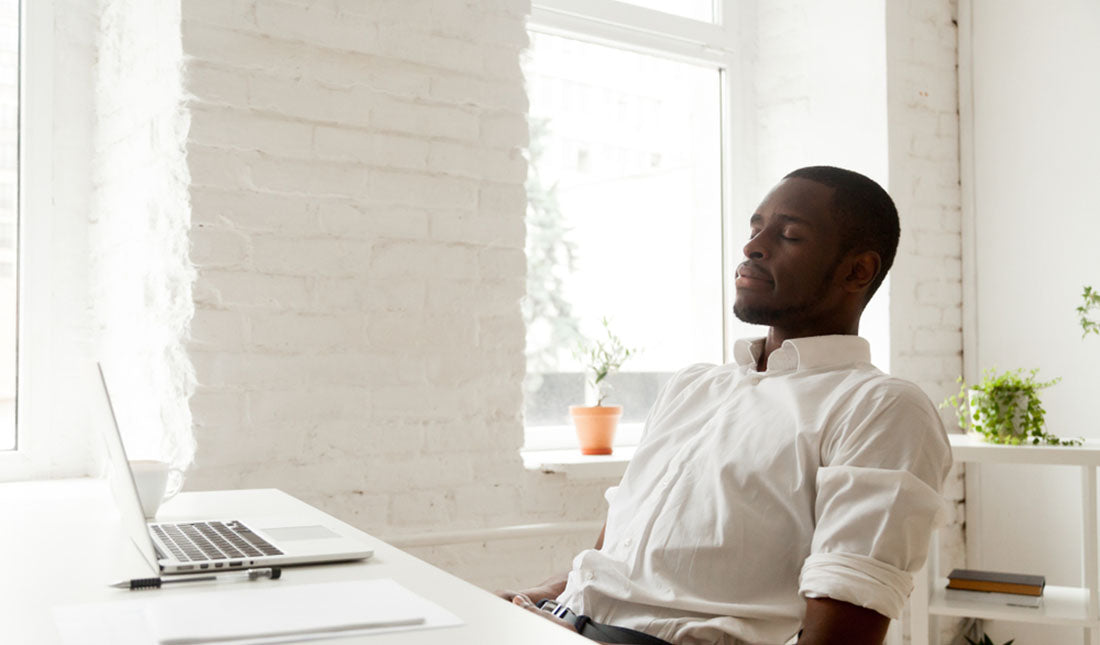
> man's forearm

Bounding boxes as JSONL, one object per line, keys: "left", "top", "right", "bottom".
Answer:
{"left": 538, "top": 571, "right": 570, "bottom": 595}
{"left": 498, "top": 522, "right": 602, "bottom": 605}
{"left": 523, "top": 571, "right": 570, "bottom": 603}
{"left": 799, "top": 597, "right": 888, "bottom": 645}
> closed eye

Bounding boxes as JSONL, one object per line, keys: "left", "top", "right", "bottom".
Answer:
{"left": 780, "top": 227, "right": 805, "bottom": 241}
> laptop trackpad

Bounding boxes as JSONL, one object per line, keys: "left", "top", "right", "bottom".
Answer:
{"left": 263, "top": 525, "right": 341, "bottom": 541}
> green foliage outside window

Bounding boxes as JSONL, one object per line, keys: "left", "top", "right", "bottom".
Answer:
{"left": 523, "top": 118, "right": 582, "bottom": 382}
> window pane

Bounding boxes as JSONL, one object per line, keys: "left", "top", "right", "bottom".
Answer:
{"left": 616, "top": 0, "right": 715, "bottom": 23}
{"left": 0, "top": 0, "right": 15, "bottom": 450}
{"left": 523, "top": 32, "right": 722, "bottom": 426}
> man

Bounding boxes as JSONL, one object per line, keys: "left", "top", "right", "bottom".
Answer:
{"left": 502, "top": 166, "right": 952, "bottom": 645}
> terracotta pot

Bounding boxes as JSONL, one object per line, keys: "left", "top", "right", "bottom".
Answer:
{"left": 569, "top": 405, "right": 622, "bottom": 455}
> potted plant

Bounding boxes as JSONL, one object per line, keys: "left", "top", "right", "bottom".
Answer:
{"left": 570, "top": 318, "right": 637, "bottom": 455}
{"left": 942, "top": 368, "right": 1081, "bottom": 446}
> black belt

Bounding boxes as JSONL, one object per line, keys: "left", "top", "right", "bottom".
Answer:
{"left": 536, "top": 600, "right": 674, "bottom": 645}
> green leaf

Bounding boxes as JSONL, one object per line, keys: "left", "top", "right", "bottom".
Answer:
{"left": 1080, "top": 285, "right": 1100, "bottom": 338}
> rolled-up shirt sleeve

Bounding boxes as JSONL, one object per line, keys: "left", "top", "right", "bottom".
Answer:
{"left": 799, "top": 383, "right": 953, "bottom": 619}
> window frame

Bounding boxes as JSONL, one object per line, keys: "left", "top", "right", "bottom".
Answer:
{"left": 2, "top": 0, "right": 47, "bottom": 471}
{"left": 523, "top": 0, "right": 755, "bottom": 450}
{"left": 1, "top": 0, "right": 92, "bottom": 480}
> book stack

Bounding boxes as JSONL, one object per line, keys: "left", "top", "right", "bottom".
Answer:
{"left": 946, "top": 569, "right": 1045, "bottom": 608}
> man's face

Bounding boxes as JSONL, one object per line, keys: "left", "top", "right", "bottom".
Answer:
{"left": 732, "top": 177, "right": 847, "bottom": 328}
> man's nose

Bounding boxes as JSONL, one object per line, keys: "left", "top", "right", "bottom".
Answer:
{"left": 743, "top": 233, "right": 767, "bottom": 260}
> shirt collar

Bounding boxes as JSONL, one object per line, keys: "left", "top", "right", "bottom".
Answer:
{"left": 732, "top": 335, "right": 871, "bottom": 372}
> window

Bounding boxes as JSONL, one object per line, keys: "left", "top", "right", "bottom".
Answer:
{"left": 522, "top": 1, "right": 759, "bottom": 448}
{"left": 0, "top": 0, "right": 17, "bottom": 451}
{"left": 1, "top": 0, "right": 92, "bottom": 479}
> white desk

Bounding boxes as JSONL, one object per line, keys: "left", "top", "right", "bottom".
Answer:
{"left": 0, "top": 478, "right": 591, "bottom": 644}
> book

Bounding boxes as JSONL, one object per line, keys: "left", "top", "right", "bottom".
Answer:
{"left": 944, "top": 588, "right": 1043, "bottom": 608}
{"left": 946, "top": 569, "right": 1045, "bottom": 596}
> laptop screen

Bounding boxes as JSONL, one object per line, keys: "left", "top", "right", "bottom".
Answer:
{"left": 94, "top": 363, "right": 161, "bottom": 573}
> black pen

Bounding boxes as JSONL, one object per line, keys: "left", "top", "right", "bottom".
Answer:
{"left": 109, "top": 567, "right": 282, "bottom": 590}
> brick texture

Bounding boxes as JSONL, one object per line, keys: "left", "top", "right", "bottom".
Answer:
{"left": 91, "top": 0, "right": 196, "bottom": 466}
{"left": 887, "top": 0, "right": 965, "bottom": 641}
{"left": 181, "top": 0, "right": 609, "bottom": 590}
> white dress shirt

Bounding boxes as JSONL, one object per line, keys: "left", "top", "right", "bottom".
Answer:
{"left": 556, "top": 335, "right": 952, "bottom": 645}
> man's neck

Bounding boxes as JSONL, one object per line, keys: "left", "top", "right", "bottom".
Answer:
{"left": 755, "top": 323, "right": 859, "bottom": 372}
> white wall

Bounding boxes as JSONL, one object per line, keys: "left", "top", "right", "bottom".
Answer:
{"left": 965, "top": 1, "right": 1100, "bottom": 643}
{"left": 886, "top": 1, "right": 966, "bottom": 640}
{"left": 179, "top": 0, "right": 611, "bottom": 589}
{"left": 92, "top": 0, "right": 195, "bottom": 467}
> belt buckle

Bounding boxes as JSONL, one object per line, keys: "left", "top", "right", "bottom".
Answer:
{"left": 536, "top": 599, "right": 577, "bottom": 624}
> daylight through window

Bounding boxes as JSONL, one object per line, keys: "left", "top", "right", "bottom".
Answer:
{"left": 522, "top": 28, "right": 724, "bottom": 431}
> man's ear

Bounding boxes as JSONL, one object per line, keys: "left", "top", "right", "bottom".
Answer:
{"left": 840, "top": 251, "right": 881, "bottom": 295}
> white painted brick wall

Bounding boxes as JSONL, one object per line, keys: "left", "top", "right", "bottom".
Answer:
{"left": 886, "top": 0, "right": 965, "bottom": 641}
{"left": 181, "top": 0, "right": 612, "bottom": 591}
{"left": 91, "top": 0, "right": 195, "bottom": 465}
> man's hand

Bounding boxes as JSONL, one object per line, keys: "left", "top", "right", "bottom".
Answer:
{"left": 798, "top": 597, "right": 889, "bottom": 644}
{"left": 495, "top": 583, "right": 564, "bottom": 604}
{"left": 494, "top": 523, "right": 606, "bottom": 632}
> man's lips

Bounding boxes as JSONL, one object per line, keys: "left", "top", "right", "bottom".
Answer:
{"left": 735, "top": 262, "right": 773, "bottom": 286}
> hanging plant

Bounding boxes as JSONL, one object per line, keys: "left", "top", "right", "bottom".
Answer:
{"left": 1078, "top": 285, "right": 1100, "bottom": 338}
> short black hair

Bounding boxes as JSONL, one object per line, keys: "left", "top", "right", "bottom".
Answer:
{"left": 783, "top": 165, "right": 899, "bottom": 303}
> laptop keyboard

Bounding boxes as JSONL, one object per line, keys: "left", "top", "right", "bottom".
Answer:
{"left": 150, "top": 520, "right": 283, "bottom": 563}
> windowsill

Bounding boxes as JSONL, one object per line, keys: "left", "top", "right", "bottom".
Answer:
{"left": 521, "top": 445, "right": 635, "bottom": 479}
{"left": 521, "top": 422, "right": 640, "bottom": 479}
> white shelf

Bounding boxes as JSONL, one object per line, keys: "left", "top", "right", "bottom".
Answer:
{"left": 929, "top": 580, "right": 1094, "bottom": 627}
{"left": 912, "top": 435, "right": 1100, "bottom": 644}
{"left": 949, "top": 433, "right": 1100, "bottom": 466}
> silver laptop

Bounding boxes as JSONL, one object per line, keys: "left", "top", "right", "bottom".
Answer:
{"left": 94, "top": 363, "right": 374, "bottom": 575}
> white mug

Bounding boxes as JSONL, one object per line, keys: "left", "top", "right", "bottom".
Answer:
{"left": 130, "top": 460, "right": 185, "bottom": 518}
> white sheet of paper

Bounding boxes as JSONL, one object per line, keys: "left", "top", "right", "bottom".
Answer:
{"left": 54, "top": 578, "right": 463, "bottom": 645}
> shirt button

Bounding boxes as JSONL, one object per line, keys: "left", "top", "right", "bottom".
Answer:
{"left": 623, "top": 538, "right": 633, "bottom": 547}
{"left": 584, "top": 571, "right": 594, "bottom": 581}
